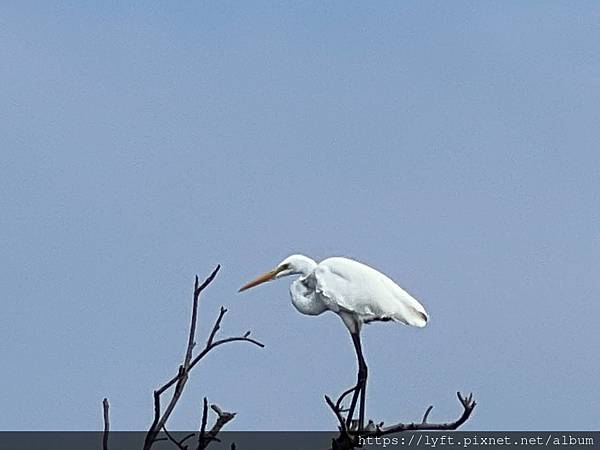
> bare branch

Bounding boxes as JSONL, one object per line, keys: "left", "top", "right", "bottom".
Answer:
{"left": 199, "top": 404, "right": 236, "bottom": 449}
{"left": 326, "top": 390, "right": 476, "bottom": 449}
{"left": 198, "top": 397, "right": 209, "bottom": 449}
{"left": 156, "top": 311, "right": 264, "bottom": 397}
{"left": 180, "top": 433, "right": 196, "bottom": 445}
{"left": 102, "top": 398, "right": 109, "bottom": 450}
{"left": 368, "top": 392, "right": 476, "bottom": 436}
{"left": 421, "top": 405, "right": 433, "bottom": 424}
{"left": 189, "top": 335, "right": 265, "bottom": 368}
{"left": 150, "top": 366, "right": 188, "bottom": 446}
{"left": 163, "top": 426, "right": 187, "bottom": 450}
{"left": 143, "top": 266, "right": 264, "bottom": 450}
{"left": 146, "top": 267, "right": 220, "bottom": 448}
{"left": 206, "top": 307, "right": 227, "bottom": 348}
{"left": 183, "top": 275, "right": 201, "bottom": 370}
{"left": 335, "top": 386, "right": 359, "bottom": 412}
{"left": 325, "top": 395, "right": 348, "bottom": 434}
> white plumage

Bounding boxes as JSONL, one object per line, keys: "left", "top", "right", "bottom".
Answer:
{"left": 239, "top": 253, "right": 429, "bottom": 432}
{"left": 240, "top": 254, "right": 428, "bottom": 333}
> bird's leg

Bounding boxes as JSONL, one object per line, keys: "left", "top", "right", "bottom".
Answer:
{"left": 356, "top": 333, "right": 368, "bottom": 433}
{"left": 346, "top": 331, "right": 368, "bottom": 432}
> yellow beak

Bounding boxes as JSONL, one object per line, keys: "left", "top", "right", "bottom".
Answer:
{"left": 238, "top": 267, "right": 284, "bottom": 292}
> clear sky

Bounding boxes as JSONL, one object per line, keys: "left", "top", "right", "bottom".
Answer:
{"left": 1, "top": 1, "right": 599, "bottom": 432}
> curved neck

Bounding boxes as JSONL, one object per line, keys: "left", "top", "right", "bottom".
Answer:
{"left": 290, "top": 256, "right": 317, "bottom": 276}
{"left": 290, "top": 276, "right": 327, "bottom": 316}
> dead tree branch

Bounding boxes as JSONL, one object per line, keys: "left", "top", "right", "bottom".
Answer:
{"left": 197, "top": 404, "right": 236, "bottom": 450}
{"left": 102, "top": 398, "right": 109, "bottom": 450}
{"left": 328, "top": 391, "right": 476, "bottom": 449}
{"left": 325, "top": 395, "right": 354, "bottom": 450}
{"left": 162, "top": 426, "right": 187, "bottom": 450}
{"left": 198, "top": 397, "right": 209, "bottom": 446}
{"left": 138, "top": 265, "right": 264, "bottom": 450}
{"left": 372, "top": 392, "right": 476, "bottom": 435}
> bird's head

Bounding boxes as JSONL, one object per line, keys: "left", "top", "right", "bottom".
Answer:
{"left": 238, "top": 254, "right": 317, "bottom": 292}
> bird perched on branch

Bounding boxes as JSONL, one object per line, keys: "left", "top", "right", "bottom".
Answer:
{"left": 239, "top": 254, "right": 429, "bottom": 432}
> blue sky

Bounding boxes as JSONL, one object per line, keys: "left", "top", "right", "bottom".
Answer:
{"left": 1, "top": 1, "right": 599, "bottom": 431}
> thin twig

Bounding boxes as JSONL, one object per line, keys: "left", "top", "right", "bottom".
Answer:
{"left": 163, "top": 426, "right": 187, "bottom": 450}
{"left": 156, "top": 316, "right": 264, "bottom": 397}
{"left": 335, "top": 385, "right": 359, "bottom": 411}
{"left": 198, "top": 397, "right": 209, "bottom": 449}
{"left": 188, "top": 335, "right": 265, "bottom": 368}
{"left": 206, "top": 307, "right": 227, "bottom": 348}
{"left": 180, "top": 433, "right": 196, "bottom": 445}
{"left": 102, "top": 398, "right": 109, "bottom": 450}
{"left": 327, "top": 392, "right": 356, "bottom": 450}
{"left": 422, "top": 405, "right": 433, "bottom": 423}
{"left": 184, "top": 275, "right": 201, "bottom": 369}
{"left": 325, "top": 395, "right": 348, "bottom": 434}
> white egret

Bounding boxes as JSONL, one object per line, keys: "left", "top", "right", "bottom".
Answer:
{"left": 239, "top": 254, "right": 429, "bottom": 431}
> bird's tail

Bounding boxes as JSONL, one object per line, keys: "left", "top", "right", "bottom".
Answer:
{"left": 394, "top": 306, "right": 429, "bottom": 328}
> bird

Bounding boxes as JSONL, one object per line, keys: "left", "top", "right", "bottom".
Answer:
{"left": 238, "top": 254, "right": 429, "bottom": 431}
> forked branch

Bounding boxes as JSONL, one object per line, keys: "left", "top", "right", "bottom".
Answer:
{"left": 328, "top": 391, "right": 476, "bottom": 449}
{"left": 370, "top": 392, "right": 476, "bottom": 435}
{"left": 197, "top": 404, "right": 237, "bottom": 450}
{"left": 137, "top": 265, "right": 264, "bottom": 450}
